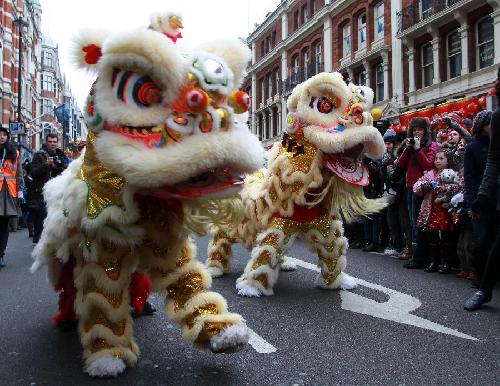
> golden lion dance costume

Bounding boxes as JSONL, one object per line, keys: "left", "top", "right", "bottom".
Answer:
{"left": 31, "top": 12, "right": 264, "bottom": 378}
{"left": 206, "top": 72, "right": 386, "bottom": 297}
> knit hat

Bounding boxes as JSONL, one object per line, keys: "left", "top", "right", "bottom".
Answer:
{"left": 472, "top": 110, "right": 492, "bottom": 135}
{"left": 383, "top": 128, "right": 397, "bottom": 143}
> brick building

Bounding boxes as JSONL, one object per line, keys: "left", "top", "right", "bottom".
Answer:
{"left": 0, "top": 0, "right": 42, "bottom": 152}
{"left": 246, "top": 0, "right": 500, "bottom": 147}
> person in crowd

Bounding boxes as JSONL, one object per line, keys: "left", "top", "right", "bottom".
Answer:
{"left": 382, "top": 129, "right": 403, "bottom": 254}
{"left": 30, "top": 134, "right": 68, "bottom": 244}
{"left": 463, "top": 110, "right": 496, "bottom": 285}
{"left": 361, "top": 157, "right": 384, "bottom": 252}
{"left": 397, "top": 117, "right": 440, "bottom": 268}
{"left": 0, "top": 127, "right": 23, "bottom": 268}
{"left": 453, "top": 168, "right": 474, "bottom": 279}
{"left": 413, "top": 151, "right": 460, "bottom": 273}
{"left": 464, "top": 87, "right": 500, "bottom": 310}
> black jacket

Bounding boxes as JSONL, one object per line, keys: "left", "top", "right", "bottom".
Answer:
{"left": 478, "top": 107, "right": 500, "bottom": 210}
{"left": 464, "top": 134, "right": 490, "bottom": 208}
{"left": 30, "top": 145, "right": 68, "bottom": 198}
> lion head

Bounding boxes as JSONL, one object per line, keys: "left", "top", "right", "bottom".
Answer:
{"left": 73, "top": 20, "right": 264, "bottom": 205}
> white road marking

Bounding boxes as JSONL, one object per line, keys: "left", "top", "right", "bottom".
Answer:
{"left": 247, "top": 328, "right": 277, "bottom": 353}
{"left": 288, "top": 257, "right": 478, "bottom": 341}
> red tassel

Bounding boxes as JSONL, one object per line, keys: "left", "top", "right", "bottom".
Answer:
{"left": 82, "top": 44, "right": 102, "bottom": 65}
{"left": 129, "top": 272, "right": 152, "bottom": 315}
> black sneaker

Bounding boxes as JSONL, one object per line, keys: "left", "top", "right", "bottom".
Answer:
{"left": 142, "top": 301, "right": 156, "bottom": 315}
{"left": 464, "top": 290, "right": 492, "bottom": 311}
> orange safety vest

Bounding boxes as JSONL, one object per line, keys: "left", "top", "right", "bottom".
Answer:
{"left": 0, "top": 150, "right": 19, "bottom": 198}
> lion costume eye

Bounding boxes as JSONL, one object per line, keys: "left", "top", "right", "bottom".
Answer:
{"left": 111, "top": 68, "right": 162, "bottom": 107}
{"left": 316, "top": 97, "right": 336, "bottom": 114}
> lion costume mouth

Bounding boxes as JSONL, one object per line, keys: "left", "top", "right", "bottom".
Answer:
{"left": 145, "top": 168, "right": 244, "bottom": 200}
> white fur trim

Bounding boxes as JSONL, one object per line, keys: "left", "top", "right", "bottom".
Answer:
{"left": 315, "top": 272, "right": 357, "bottom": 290}
{"left": 71, "top": 29, "right": 109, "bottom": 72}
{"left": 236, "top": 283, "right": 262, "bottom": 297}
{"left": 207, "top": 266, "right": 224, "bottom": 278}
{"left": 210, "top": 324, "right": 249, "bottom": 353}
{"left": 94, "top": 128, "right": 264, "bottom": 188}
{"left": 85, "top": 355, "right": 126, "bottom": 378}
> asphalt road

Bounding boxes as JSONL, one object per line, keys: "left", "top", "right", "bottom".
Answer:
{"left": 1, "top": 229, "right": 499, "bottom": 386}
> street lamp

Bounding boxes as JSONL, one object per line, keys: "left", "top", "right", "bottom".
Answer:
{"left": 13, "top": 17, "right": 28, "bottom": 144}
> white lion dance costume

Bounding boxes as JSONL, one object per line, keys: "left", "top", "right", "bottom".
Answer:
{"left": 31, "top": 13, "right": 264, "bottom": 378}
{"left": 206, "top": 72, "right": 386, "bottom": 297}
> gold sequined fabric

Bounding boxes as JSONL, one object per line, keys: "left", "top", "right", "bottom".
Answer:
{"left": 279, "top": 135, "right": 318, "bottom": 174}
{"left": 83, "top": 278, "right": 123, "bottom": 308}
{"left": 195, "top": 322, "right": 228, "bottom": 345}
{"left": 184, "top": 304, "right": 218, "bottom": 328}
{"left": 167, "top": 273, "right": 205, "bottom": 310}
{"left": 77, "top": 131, "right": 126, "bottom": 219}
{"left": 84, "top": 307, "right": 127, "bottom": 336}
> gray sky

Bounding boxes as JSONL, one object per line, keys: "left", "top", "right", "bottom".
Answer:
{"left": 39, "top": 0, "right": 281, "bottom": 109}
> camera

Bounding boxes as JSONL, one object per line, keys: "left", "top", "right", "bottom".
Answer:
{"left": 48, "top": 155, "right": 64, "bottom": 167}
{"left": 408, "top": 138, "right": 416, "bottom": 145}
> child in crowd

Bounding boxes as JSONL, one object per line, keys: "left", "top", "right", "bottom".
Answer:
{"left": 413, "top": 151, "right": 461, "bottom": 273}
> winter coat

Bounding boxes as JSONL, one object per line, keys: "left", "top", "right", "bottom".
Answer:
{"left": 363, "top": 157, "right": 384, "bottom": 199}
{"left": 30, "top": 144, "right": 68, "bottom": 199}
{"left": 413, "top": 169, "right": 460, "bottom": 230}
{"left": 464, "top": 134, "right": 490, "bottom": 208}
{"left": 0, "top": 148, "right": 22, "bottom": 217}
{"left": 478, "top": 107, "right": 500, "bottom": 211}
{"left": 397, "top": 141, "right": 440, "bottom": 188}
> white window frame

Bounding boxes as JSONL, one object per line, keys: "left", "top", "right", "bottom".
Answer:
{"left": 43, "top": 51, "right": 53, "bottom": 68}
{"left": 422, "top": 42, "right": 434, "bottom": 87}
{"left": 375, "top": 64, "right": 384, "bottom": 102}
{"left": 358, "top": 13, "right": 367, "bottom": 50}
{"left": 260, "top": 79, "right": 265, "bottom": 104}
{"left": 275, "top": 70, "right": 280, "bottom": 95}
{"left": 447, "top": 29, "right": 461, "bottom": 79}
{"left": 477, "top": 16, "right": 494, "bottom": 70}
{"left": 314, "top": 42, "right": 322, "bottom": 74}
{"left": 421, "top": 0, "right": 433, "bottom": 20}
{"left": 42, "top": 74, "right": 53, "bottom": 92}
{"left": 267, "top": 74, "right": 273, "bottom": 99}
{"left": 374, "top": 2, "right": 384, "bottom": 41}
{"left": 301, "top": 4, "right": 309, "bottom": 24}
{"left": 42, "top": 98, "right": 53, "bottom": 115}
{"left": 292, "top": 55, "right": 300, "bottom": 83}
{"left": 343, "top": 23, "right": 351, "bottom": 58}
{"left": 303, "top": 50, "right": 309, "bottom": 79}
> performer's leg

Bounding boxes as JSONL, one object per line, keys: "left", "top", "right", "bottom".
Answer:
{"left": 236, "top": 217, "right": 297, "bottom": 297}
{"left": 206, "top": 228, "right": 234, "bottom": 278}
{"left": 53, "top": 256, "right": 77, "bottom": 331}
{"left": 151, "top": 237, "right": 248, "bottom": 353}
{"left": 304, "top": 217, "right": 356, "bottom": 290}
{"left": 73, "top": 242, "right": 139, "bottom": 378}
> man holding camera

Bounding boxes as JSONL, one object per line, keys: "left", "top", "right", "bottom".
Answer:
{"left": 30, "top": 133, "right": 68, "bottom": 243}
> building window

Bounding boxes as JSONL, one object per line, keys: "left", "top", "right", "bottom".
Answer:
{"left": 375, "top": 64, "right": 384, "bottom": 102}
{"left": 292, "top": 55, "right": 300, "bottom": 84}
{"left": 447, "top": 30, "right": 462, "bottom": 79}
{"left": 294, "top": 11, "right": 299, "bottom": 30}
{"left": 260, "top": 41, "right": 265, "bottom": 57}
{"left": 42, "top": 99, "right": 53, "bottom": 115}
{"left": 43, "top": 51, "right": 53, "bottom": 68}
{"left": 421, "top": 0, "right": 433, "bottom": 20}
{"left": 301, "top": 4, "right": 308, "bottom": 24}
{"left": 359, "top": 70, "right": 367, "bottom": 86}
{"left": 310, "top": 0, "right": 316, "bottom": 16}
{"left": 266, "top": 36, "right": 272, "bottom": 53}
{"left": 314, "top": 42, "right": 322, "bottom": 74}
{"left": 342, "top": 23, "right": 351, "bottom": 58}
{"left": 259, "top": 79, "right": 264, "bottom": 104}
{"left": 42, "top": 74, "right": 53, "bottom": 92}
{"left": 303, "top": 50, "right": 309, "bottom": 79}
{"left": 374, "top": 2, "right": 384, "bottom": 40}
{"left": 477, "top": 16, "right": 494, "bottom": 70}
{"left": 422, "top": 42, "right": 434, "bottom": 87}
{"left": 271, "top": 31, "right": 276, "bottom": 47}
{"left": 267, "top": 74, "right": 273, "bottom": 99}
{"left": 275, "top": 69, "right": 280, "bottom": 95}
{"left": 358, "top": 13, "right": 367, "bottom": 50}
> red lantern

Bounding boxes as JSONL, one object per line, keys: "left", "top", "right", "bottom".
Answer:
{"left": 478, "top": 96, "right": 487, "bottom": 109}
{"left": 488, "top": 87, "right": 496, "bottom": 96}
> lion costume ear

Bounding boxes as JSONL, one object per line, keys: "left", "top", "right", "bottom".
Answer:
{"left": 287, "top": 83, "right": 304, "bottom": 112}
{"left": 71, "top": 29, "right": 109, "bottom": 71}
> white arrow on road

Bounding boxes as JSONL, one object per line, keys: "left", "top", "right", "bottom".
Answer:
{"left": 288, "top": 257, "right": 478, "bottom": 341}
